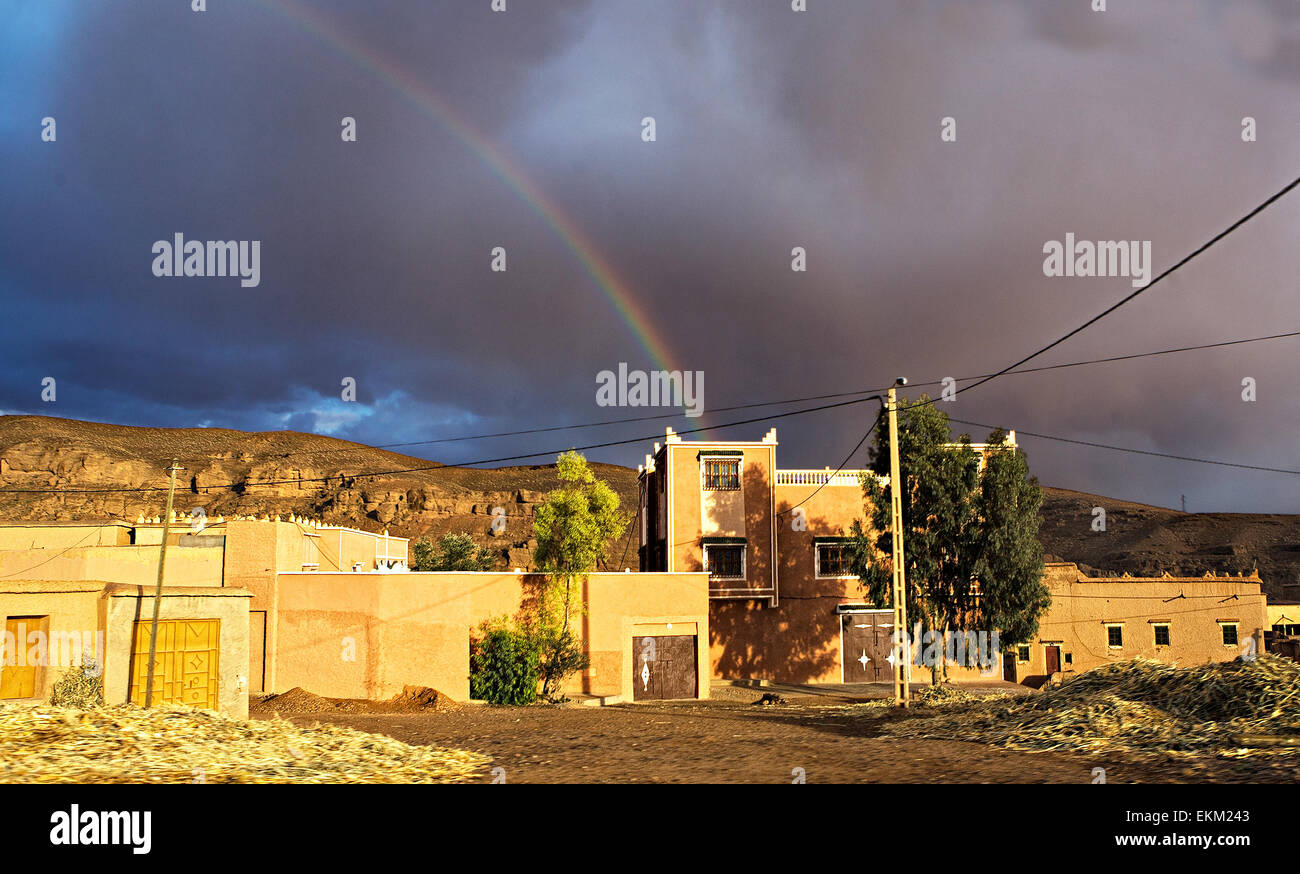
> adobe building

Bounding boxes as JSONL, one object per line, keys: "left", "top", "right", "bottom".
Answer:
{"left": 272, "top": 569, "right": 709, "bottom": 702}
{"left": 0, "top": 516, "right": 400, "bottom": 714}
{"left": 1, "top": 431, "right": 1282, "bottom": 710}
{"left": 637, "top": 426, "right": 1023, "bottom": 685}
{"left": 639, "top": 426, "right": 892, "bottom": 684}
{"left": 0, "top": 520, "right": 261, "bottom": 714}
{"left": 0, "top": 516, "right": 711, "bottom": 710}
{"left": 1267, "top": 601, "right": 1300, "bottom": 638}
{"left": 637, "top": 426, "right": 1276, "bottom": 689}
{"left": 1002, "top": 562, "right": 1269, "bottom": 686}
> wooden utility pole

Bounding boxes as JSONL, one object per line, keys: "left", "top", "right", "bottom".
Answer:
{"left": 887, "top": 381, "right": 910, "bottom": 707}
{"left": 144, "top": 459, "right": 183, "bottom": 708}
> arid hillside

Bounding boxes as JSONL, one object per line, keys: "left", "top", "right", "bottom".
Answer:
{"left": 1, "top": 416, "right": 1297, "bottom": 597}
{"left": 1037, "top": 487, "right": 1300, "bottom": 600}
{"left": 0, "top": 415, "right": 640, "bottom": 571}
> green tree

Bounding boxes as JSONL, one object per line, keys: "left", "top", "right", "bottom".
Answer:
{"left": 850, "top": 397, "right": 1046, "bottom": 682}
{"left": 410, "top": 537, "right": 437, "bottom": 571}
{"left": 971, "top": 429, "right": 1049, "bottom": 646}
{"left": 410, "top": 532, "right": 497, "bottom": 571}
{"left": 531, "top": 451, "right": 630, "bottom": 699}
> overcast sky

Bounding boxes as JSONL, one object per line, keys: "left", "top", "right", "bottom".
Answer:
{"left": 3, "top": 0, "right": 1298, "bottom": 512}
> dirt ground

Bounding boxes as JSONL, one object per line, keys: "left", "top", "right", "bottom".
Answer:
{"left": 250, "top": 689, "right": 1296, "bottom": 784}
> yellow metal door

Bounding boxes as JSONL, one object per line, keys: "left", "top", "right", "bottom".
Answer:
{"left": 1, "top": 616, "right": 47, "bottom": 699}
{"left": 130, "top": 619, "right": 220, "bottom": 709}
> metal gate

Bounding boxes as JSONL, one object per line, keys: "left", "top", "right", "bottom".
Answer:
{"left": 0, "top": 616, "right": 48, "bottom": 698}
{"left": 633, "top": 635, "right": 697, "bottom": 700}
{"left": 130, "top": 619, "right": 221, "bottom": 709}
{"left": 841, "top": 611, "right": 893, "bottom": 683}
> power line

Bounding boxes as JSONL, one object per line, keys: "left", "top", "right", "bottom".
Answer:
{"left": 0, "top": 518, "right": 232, "bottom": 580}
{"left": 955, "top": 173, "right": 1300, "bottom": 398}
{"left": 911, "top": 329, "right": 1300, "bottom": 391}
{"left": 776, "top": 420, "right": 880, "bottom": 517}
{"left": 0, "top": 523, "right": 112, "bottom": 579}
{"left": 613, "top": 477, "right": 644, "bottom": 571}
{"left": 140, "top": 326, "right": 1300, "bottom": 469}
{"left": 9, "top": 170, "right": 1300, "bottom": 495}
{"left": 947, "top": 416, "right": 1300, "bottom": 476}
{"left": 0, "top": 394, "right": 881, "bottom": 496}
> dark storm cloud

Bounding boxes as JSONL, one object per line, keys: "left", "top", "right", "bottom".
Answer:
{"left": 2, "top": 0, "right": 1298, "bottom": 511}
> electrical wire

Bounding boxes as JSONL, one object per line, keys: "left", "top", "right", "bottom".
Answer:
{"left": 946, "top": 417, "right": 1300, "bottom": 476}
{"left": 953, "top": 173, "right": 1300, "bottom": 398}
{"left": 141, "top": 327, "right": 1300, "bottom": 467}
{"left": 0, "top": 394, "right": 880, "bottom": 496}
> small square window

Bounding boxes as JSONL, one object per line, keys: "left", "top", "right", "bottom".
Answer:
{"left": 815, "top": 544, "right": 853, "bottom": 577}
{"left": 1153, "top": 624, "right": 1170, "bottom": 647}
{"left": 704, "top": 544, "right": 745, "bottom": 580}
{"left": 703, "top": 459, "right": 740, "bottom": 490}
{"left": 1106, "top": 625, "right": 1123, "bottom": 648}
{"left": 1064, "top": 653, "right": 1073, "bottom": 665}
{"left": 1016, "top": 645, "right": 1030, "bottom": 662}
{"left": 1221, "top": 623, "right": 1238, "bottom": 646}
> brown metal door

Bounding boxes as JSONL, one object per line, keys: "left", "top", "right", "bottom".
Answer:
{"left": 1045, "top": 645, "right": 1060, "bottom": 675}
{"left": 1002, "top": 652, "right": 1017, "bottom": 683}
{"left": 842, "top": 613, "right": 891, "bottom": 683}
{"left": 633, "top": 635, "right": 697, "bottom": 700}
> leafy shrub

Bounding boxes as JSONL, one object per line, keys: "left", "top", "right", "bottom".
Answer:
{"left": 412, "top": 533, "right": 498, "bottom": 571}
{"left": 470, "top": 627, "right": 540, "bottom": 706}
{"left": 50, "top": 659, "right": 103, "bottom": 708}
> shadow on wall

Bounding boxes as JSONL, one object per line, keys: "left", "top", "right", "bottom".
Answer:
{"left": 469, "top": 573, "right": 597, "bottom": 694}
{"left": 708, "top": 463, "right": 865, "bottom": 684}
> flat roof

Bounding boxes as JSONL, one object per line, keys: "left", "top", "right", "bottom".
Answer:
{"left": 0, "top": 580, "right": 115, "bottom": 594}
{"left": 0, "top": 520, "right": 132, "bottom": 528}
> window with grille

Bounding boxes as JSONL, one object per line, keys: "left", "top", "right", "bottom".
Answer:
{"left": 1016, "top": 645, "right": 1030, "bottom": 662}
{"left": 704, "top": 544, "right": 744, "bottom": 580}
{"left": 703, "top": 458, "right": 740, "bottom": 490}
{"left": 1106, "top": 625, "right": 1123, "bottom": 648}
{"left": 1220, "top": 623, "right": 1239, "bottom": 646}
{"left": 815, "top": 544, "right": 852, "bottom": 577}
{"left": 1153, "top": 624, "right": 1170, "bottom": 646}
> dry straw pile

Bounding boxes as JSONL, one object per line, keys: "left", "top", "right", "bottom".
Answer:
{"left": 0, "top": 704, "right": 489, "bottom": 783}
{"left": 888, "top": 655, "right": 1300, "bottom": 757}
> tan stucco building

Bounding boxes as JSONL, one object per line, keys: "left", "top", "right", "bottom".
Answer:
{"left": 639, "top": 426, "right": 889, "bottom": 684}
{"left": 0, "top": 516, "right": 402, "bottom": 714}
{"left": 273, "top": 570, "right": 709, "bottom": 702}
{"left": 0, "top": 515, "right": 710, "bottom": 711}
{"left": 1267, "top": 601, "right": 1300, "bottom": 637}
{"left": 1003, "top": 562, "right": 1270, "bottom": 686}
{"left": 638, "top": 427, "right": 1279, "bottom": 688}
{"left": 1, "top": 431, "right": 1283, "bottom": 711}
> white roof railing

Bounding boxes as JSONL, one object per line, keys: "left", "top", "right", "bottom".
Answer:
{"left": 775, "top": 469, "right": 885, "bottom": 487}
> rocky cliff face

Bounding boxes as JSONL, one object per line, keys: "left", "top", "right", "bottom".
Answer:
{"left": 0, "top": 416, "right": 641, "bottom": 571}
{"left": 2, "top": 416, "right": 1298, "bottom": 597}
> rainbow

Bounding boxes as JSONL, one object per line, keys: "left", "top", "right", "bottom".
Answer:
{"left": 249, "top": 0, "right": 686, "bottom": 383}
